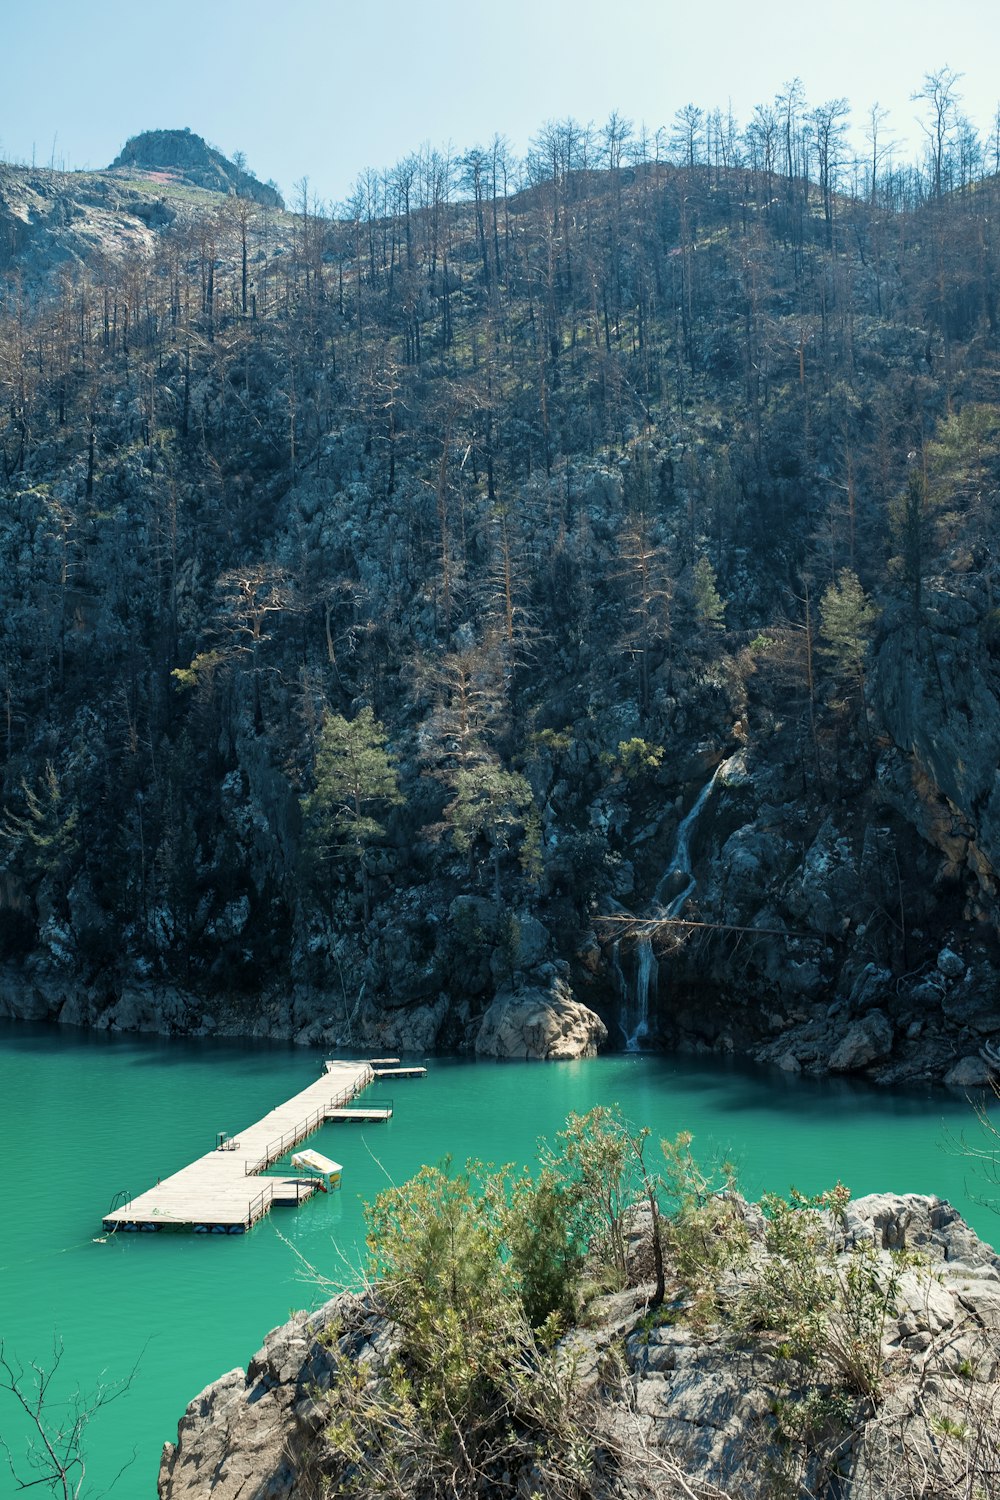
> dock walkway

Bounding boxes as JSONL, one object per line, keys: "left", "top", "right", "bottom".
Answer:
{"left": 102, "top": 1061, "right": 375, "bottom": 1233}
{"left": 326, "top": 1106, "right": 393, "bottom": 1122}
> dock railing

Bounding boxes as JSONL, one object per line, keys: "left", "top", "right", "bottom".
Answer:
{"left": 244, "top": 1175, "right": 321, "bottom": 1229}
{"left": 105, "top": 1188, "right": 132, "bottom": 1229}
{"left": 328, "top": 1096, "right": 393, "bottom": 1117}
{"left": 245, "top": 1182, "right": 272, "bottom": 1227}
{"left": 243, "top": 1082, "right": 366, "bottom": 1177}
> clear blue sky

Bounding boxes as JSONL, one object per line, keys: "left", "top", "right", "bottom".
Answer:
{"left": 4, "top": 0, "right": 998, "bottom": 206}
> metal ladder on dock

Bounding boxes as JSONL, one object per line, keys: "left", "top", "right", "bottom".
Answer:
{"left": 105, "top": 1189, "right": 132, "bottom": 1231}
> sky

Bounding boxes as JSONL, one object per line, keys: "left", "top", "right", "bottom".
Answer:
{"left": 3, "top": 0, "right": 998, "bottom": 207}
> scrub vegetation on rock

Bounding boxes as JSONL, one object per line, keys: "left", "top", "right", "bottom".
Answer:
{"left": 158, "top": 1110, "right": 1000, "bottom": 1499}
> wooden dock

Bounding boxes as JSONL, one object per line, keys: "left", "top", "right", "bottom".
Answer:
{"left": 372, "top": 1066, "right": 426, "bottom": 1078}
{"left": 101, "top": 1061, "right": 375, "bottom": 1234}
{"left": 324, "top": 1056, "right": 399, "bottom": 1070}
{"left": 325, "top": 1106, "right": 393, "bottom": 1122}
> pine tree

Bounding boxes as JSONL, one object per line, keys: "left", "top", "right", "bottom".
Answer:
{"left": 0, "top": 762, "right": 80, "bottom": 896}
{"left": 443, "top": 761, "right": 537, "bottom": 901}
{"left": 818, "top": 568, "right": 879, "bottom": 682}
{"left": 301, "top": 707, "right": 403, "bottom": 920}
{"left": 692, "top": 556, "right": 726, "bottom": 632}
{"left": 819, "top": 568, "right": 880, "bottom": 771}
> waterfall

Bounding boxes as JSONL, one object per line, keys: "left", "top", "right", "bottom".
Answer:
{"left": 620, "top": 933, "right": 658, "bottom": 1048}
{"left": 654, "top": 768, "right": 727, "bottom": 915}
{"left": 618, "top": 756, "right": 735, "bottom": 1051}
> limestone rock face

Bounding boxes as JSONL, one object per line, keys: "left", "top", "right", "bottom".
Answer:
{"left": 0, "top": 964, "right": 110, "bottom": 1024}
{"left": 937, "top": 946, "right": 966, "bottom": 979}
{"left": 111, "top": 128, "right": 284, "bottom": 208}
{"left": 101, "top": 987, "right": 198, "bottom": 1035}
{"left": 158, "top": 1295, "right": 394, "bottom": 1500}
{"left": 474, "top": 974, "right": 607, "bottom": 1059}
{"left": 874, "top": 593, "right": 1000, "bottom": 897}
{"left": 941, "top": 962, "right": 1000, "bottom": 1034}
{"left": 847, "top": 963, "right": 893, "bottom": 1014}
{"left": 944, "top": 1054, "right": 995, "bottom": 1088}
{"left": 783, "top": 817, "right": 860, "bottom": 936}
{"left": 331, "top": 994, "right": 448, "bottom": 1054}
{"left": 844, "top": 1192, "right": 999, "bottom": 1264}
{"left": 0, "top": 968, "right": 60, "bottom": 1020}
{"left": 617, "top": 1193, "right": 1000, "bottom": 1496}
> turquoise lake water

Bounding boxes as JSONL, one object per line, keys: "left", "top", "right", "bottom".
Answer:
{"left": 1, "top": 1017, "right": 998, "bottom": 1495}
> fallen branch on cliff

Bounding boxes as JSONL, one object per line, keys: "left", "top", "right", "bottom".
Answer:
{"left": 597, "top": 914, "right": 822, "bottom": 945}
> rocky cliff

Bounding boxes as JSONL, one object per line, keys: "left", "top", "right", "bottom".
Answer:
{"left": 0, "top": 163, "right": 178, "bottom": 275}
{"left": 158, "top": 1192, "right": 1000, "bottom": 1500}
{"left": 110, "top": 128, "right": 284, "bottom": 208}
{"left": 2, "top": 124, "right": 1000, "bottom": 1084}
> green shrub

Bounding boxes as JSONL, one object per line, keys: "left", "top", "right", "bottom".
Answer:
{"left": 735, "top": 1184, "right": 900, "bottom": 1401}
{"left": 337, "top": 1152, "right": 601, "bottom": 1496}
{"left": 503, "top": 1165, "right": 587, "bottom": 1328}
{"left": 660, "top": 1132, "right": 750, "bottom": 1325}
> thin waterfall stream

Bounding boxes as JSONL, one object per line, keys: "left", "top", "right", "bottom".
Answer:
{"left": 617, "top": 756, "right": 737, "bottom": 1049}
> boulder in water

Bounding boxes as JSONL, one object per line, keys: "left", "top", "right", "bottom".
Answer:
{"left": 474, "top": 975, "right": 607, "bottom": 1060}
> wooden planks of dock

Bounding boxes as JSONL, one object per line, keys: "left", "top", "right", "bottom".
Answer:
{"left": 372, "top": 1066, "right": 427, "bottom": 1078}
{"left": 101, "top": 1060, "right": 376, "bottom": 1234}
{"left": 325, "top": 1106, "right": 393, "bottom": 1122}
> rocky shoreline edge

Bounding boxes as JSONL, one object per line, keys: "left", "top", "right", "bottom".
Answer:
{"left": 2, "top": 955, "right": 998, "bottom": 1088}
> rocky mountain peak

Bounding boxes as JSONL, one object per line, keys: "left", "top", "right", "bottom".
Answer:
{"left": 109, "top": 127, "right": 284, "bottom": 208}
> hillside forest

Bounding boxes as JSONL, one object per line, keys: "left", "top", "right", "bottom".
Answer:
{"left": 1, "top": 80, "right": 999, "bottom": 1082}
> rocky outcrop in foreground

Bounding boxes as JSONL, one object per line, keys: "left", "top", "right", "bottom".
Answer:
{"left": 159, "top": 1194, "right": 1000, "bottom": 1499}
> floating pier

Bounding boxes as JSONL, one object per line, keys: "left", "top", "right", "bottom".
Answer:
{"left": 372, "top": 1066, "right": 427, "bottom": 1078}
{"left": 102, "top": 1061, "right": 376, "bottom": 1234}
{"left": 325, "top": 1106, "right": 393, "bottom": 1122}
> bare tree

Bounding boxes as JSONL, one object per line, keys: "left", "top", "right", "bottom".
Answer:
{"left": 0, "top": 1337, "right": 141, "bottom": 1499}
{"left": 776, "top": 76, "right": 807, "bottom": 183}
{"left": 912, "top": 66, "right": 963, "bottom": 197}
{"left": 671, "top": 104, "right": 705, "bottom": 169}
{"left": 809, "top": 98, "right": 851, "bottom": 235}
{"left": 864, "top": 102, "right": 896, "bottom": 204}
